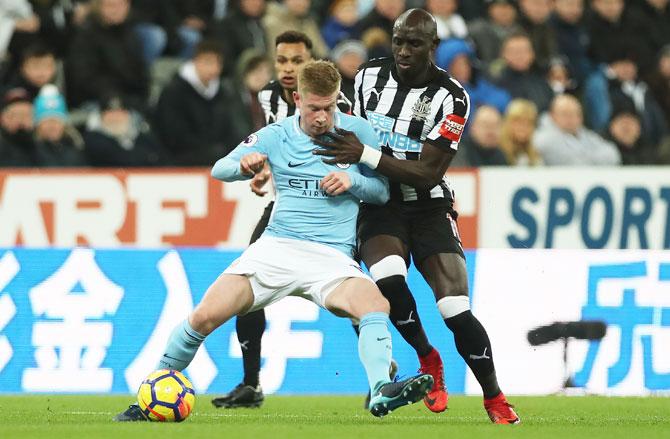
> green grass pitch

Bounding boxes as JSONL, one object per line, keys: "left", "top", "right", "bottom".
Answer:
{"left": 2, "top": 395, "right": 668, "bottom": 438}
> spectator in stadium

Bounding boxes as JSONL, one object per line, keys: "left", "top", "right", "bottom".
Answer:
{"left": 534, "top": 94, "right": 621, "bottom": 165}
{"left": 66, "top": 0, "right": 150, "bottom": 113}
{"left": 434, "top": 38, "right": 511, "bottom": 115}
{"left": 360, "top": 26, "right": 392, "bottom": 59}
{"left": 425, "top": 0, "right": 468, "bottom": 40}
{"left": 154, "top": 39, "right": 238, "bottom": 166}
{"left": 131, "top": 0, "right": 184, "bottom": 65}
{"left": 5, "top": 43, "right": 58, "bottom": 100}
{"left": 457, "top": 0, "right": 487, "bottom": 21}
{"left": 606, "top": 105, "right": 657, "bottom": 165}
{"left": 263, "top": 0, "right": 329, "bottom": 60}
{"left": 583, "top": 49, "right": 667, "bottom": 146}
{"left": 516, "top": 0, "right": 557, "bottom": 69}
{"left": 31, "top": 85, "right": 86, "bottom": 167}
{"left": 0, "top": 87, "right": 34, "bottom": 166}
{"left": 215, "top": 0, "right": 267, "bottom": 77}
{"left": 30, "top": 0, "right": 91, "bottom": 58}
{"left": 223, "top": 49, "right": 273, "bottom": 142}
{"left": 493, "top": 31, "right": 554, "bottom": 112}
{"left": 174, "top": 0, "right": 216, "bottom": 49}
{"left": 549, "top": 0, "right": 593, "bottom": 85}
{"left": 546, "top": 55, "right": 577, "bottom": 95}
{"left": 321, "top": 0, "right": 359, "bottom": 49}
{"left": 629, "top": 0, "right": 670, "bottom": 62}
{"left": 331, "top": 40, "right": 368, "bottom": 103}
{"left": 451, "top": 105, "right": 507, "bottom": 167}
{"left": 355, "top": 0, "right": 406, "bottom": 45}
{"left": 499, "top": 98, "right": 542, "bottom": 166}
{"left": 586, "top": 0, "right": 652, "bottom": 75}
{"left": 83, "top": 93, "right": 167, "bottom": 166}
{"left": 647, "top": 45, "right": 670, "bottom": 129}
{"left": 0, "top": 0, "right": 41, "bottom": 72}
{"left": 468, "top": 0, "right": 521, "bottom": 70}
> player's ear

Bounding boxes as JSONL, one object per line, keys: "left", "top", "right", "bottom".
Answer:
{"left": 293, "top": 90, "right": 300, "bottom": 105}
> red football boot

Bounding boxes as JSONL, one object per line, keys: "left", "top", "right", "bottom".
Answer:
{"left": 484, "top": 392, "right": 520, "bottom": 424}
{"left": 418, "top": 348, "right": 448, "bottom": 412}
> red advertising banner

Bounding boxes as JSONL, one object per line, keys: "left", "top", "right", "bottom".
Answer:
{"left": 0, "top": 168, "right": 479, "bottom": 249}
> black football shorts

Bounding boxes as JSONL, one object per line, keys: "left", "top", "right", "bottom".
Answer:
{"left": 357, "top": 199, "right": 465, "bottom": 264}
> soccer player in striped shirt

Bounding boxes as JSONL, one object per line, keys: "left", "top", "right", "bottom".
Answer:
{"left": 313, "top": 9, "right": 520, "bottom": 424}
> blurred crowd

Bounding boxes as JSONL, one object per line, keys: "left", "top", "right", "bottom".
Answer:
{"left": 1, "top": 0, "right": 670, "bottom": 168}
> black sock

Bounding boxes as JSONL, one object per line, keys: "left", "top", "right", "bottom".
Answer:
{"left": 444, "top": 310, "right": 501, "bottom": 399}
{"left": 377, "top": 275, "right": 433, "bottom": 358}
{"left": 236, "top": 309, "right": 266, "bottom": 388}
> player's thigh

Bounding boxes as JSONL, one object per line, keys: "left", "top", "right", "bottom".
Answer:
{"left": 358, "top": 203, "right": 411, "bottom": 268}
{"left": 416, "top": 253, "right": 469, "bottom": 301}
{"left": 190, "top": 273, "right": 255, "bottom": 335}
{"left": 410, "top": 204, "right": 468, "bottom": 300}
{"left": 324, "top": 277, "right": 390, "bottom": 319}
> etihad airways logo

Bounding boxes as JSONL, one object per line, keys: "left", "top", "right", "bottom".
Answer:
{"left": 288, "top": 179, "right": 329, "bottom": 198}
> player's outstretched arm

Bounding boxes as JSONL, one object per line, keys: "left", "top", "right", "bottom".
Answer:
{"left": 312, "top": 128, "right": 455, "bottom": 191}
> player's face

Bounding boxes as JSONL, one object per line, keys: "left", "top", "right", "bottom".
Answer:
{"left": 275, "top": 42, "right": 312, "bottom": 91}
{"left": 294, "top": 90, "right": 338, "bottom": 137}
{"left": 391, "top": 25, "right": 437, "bottom": 81}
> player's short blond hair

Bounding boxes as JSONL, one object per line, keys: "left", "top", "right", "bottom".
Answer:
{"left": 298, "top": 60, "right": 341, "bottom": 97}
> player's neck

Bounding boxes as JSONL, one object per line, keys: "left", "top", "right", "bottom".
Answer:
{"left": 283, "top": 88, "right": 296, "bottom": 105}
{"left": 397, "top": 62, "right": 437, "bottom": 88}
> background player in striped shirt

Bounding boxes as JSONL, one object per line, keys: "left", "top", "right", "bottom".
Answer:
{"left": 313, "top": 9, "right": 520, "bottom": 424}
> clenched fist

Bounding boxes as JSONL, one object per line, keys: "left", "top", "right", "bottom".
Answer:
{"left": 240, "top": 153, "right": 267, "bottom": 176}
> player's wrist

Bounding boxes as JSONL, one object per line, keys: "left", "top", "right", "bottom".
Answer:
{"left": 360, "top": 145, "right": 382, "bottom": 169}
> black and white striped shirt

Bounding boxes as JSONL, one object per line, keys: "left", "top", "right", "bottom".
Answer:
{"left": 354, "top": 58, "right": 470, "bottom": 202}
{"left": 258, "top": 80, "right": 353, "bottom": 125}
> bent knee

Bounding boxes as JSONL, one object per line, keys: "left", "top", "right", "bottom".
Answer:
{"left": 371, "top": 294, "right": 391, "bottom": 314}
{"left": 189, "top": 307, "right": 217, "bottom": 336}
{"left": 353, "top": 282, "right": 390, "bottom": 315}
{"left": 369, "top": 255, "right": 407, "bottom": 282}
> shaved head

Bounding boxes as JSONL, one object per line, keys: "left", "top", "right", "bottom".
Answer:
{"left": 394, "top": 8, "right": 438, "bottom": 40}
{"left": 391, "top": 8, "right": 439, "bottom": 86}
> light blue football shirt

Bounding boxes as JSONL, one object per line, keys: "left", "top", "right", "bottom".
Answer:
{"left": 212, "top": 113, "right": 388, "bottom": 256}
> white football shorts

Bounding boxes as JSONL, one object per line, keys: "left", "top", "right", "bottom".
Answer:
{"left": 224, "top": 236, "right": 375, "bottom": 312}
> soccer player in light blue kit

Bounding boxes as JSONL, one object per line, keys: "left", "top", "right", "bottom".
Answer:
{"left": 114, "top": 61, "right": 432, "bottom": 421}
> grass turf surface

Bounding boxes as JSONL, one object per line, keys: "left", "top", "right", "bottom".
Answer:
{"left": 1, "top": 395, "right": 668, "bottom": 438}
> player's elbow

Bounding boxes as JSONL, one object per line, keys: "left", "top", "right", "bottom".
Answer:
{"left": 415, "top": 170, "right": 444, "bottom": 191}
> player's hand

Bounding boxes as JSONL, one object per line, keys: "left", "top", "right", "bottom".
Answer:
{"left": 250, "top": 163, "right": 272, "bottom": 196}
{"left": 240, "top": 153, "right": 267, "bottom": 176}
{"left": 320, "top": 171, "right": 351, "bottom": 196}
{"left": 312, "top": 127, "right": 364, "bottom": 165}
